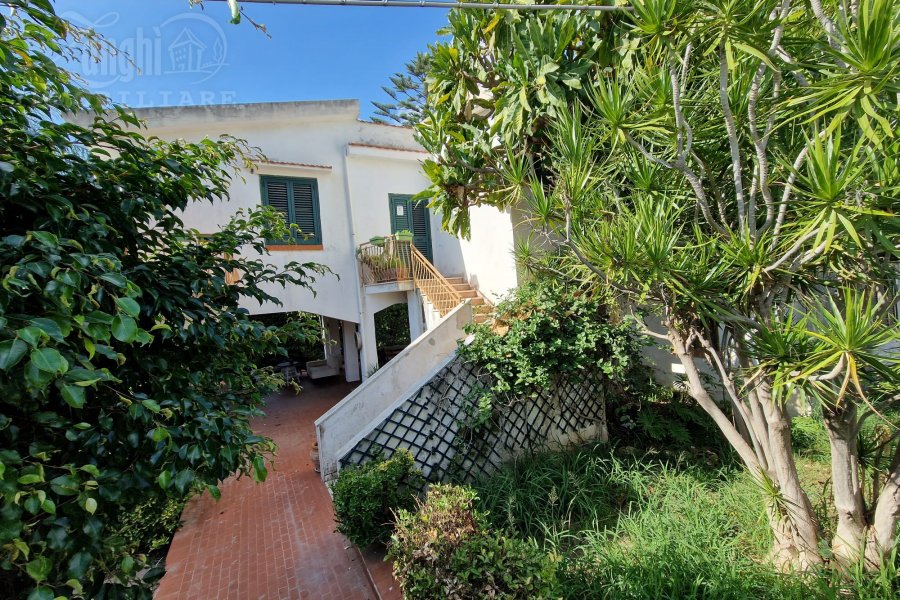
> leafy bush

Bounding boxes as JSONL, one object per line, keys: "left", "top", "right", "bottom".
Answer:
{"left": 331, "top": 450, "right": 423, "bottom": 547}
{"left": 459, "top": 281, "right": 643, "bottom": 396}
{"left": 389, "top": 484, "right": 557, "bottom": 600}
{"left": 0, "top": 3, "right": 325, "bottom": 597}
{"left": 115, "top": 495, "right": 186, "bottom": 554}
{"left": 610, "top": 377, "right": 726, "bottom": 454}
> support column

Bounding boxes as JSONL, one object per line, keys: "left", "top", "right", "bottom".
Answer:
{"left": 341, "top": 320, "right": 361, "bottom": 383}
{"left": 323, "top": 317, "right": 342, "bottom": 368}
{"left": 406, "top": 290, "right": 425, "bottom": 341}
{"left": 359, "top": 302, "right": 379, "bottom": 381}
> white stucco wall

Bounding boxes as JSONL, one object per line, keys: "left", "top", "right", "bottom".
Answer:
{"left": 458, "top": 204, "right": 521, "bottom": 303}
{"left": 106, "top": 100, "right": 456, "bottom": 326}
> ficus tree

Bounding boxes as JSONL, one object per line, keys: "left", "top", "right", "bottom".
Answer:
{"left": 0, "top": 1, "right": 325, "bottom": 597}
{"left": 417, "top": 0, "right": 899, "bottom": 572}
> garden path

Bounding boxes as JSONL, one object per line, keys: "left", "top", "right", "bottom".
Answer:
{"left": 154, "top": 379, "right": 379, "bottom": 600}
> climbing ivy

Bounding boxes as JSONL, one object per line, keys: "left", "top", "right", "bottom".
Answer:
{"left": 458, "top": 282, "right": 643, "bottom": 398}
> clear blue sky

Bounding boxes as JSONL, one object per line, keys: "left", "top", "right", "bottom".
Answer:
{"left": 53, "top": 0, "right": 449, "bottom": 119}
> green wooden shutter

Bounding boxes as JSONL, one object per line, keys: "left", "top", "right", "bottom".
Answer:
{"left": 390, "top": 195, "right": 411, "bottom": 233}
{"left": 410, "top": 199, "right": 432, "bottom": 262}
{"left": 260, "top": 176, "right": 322, "bottom": 246}
{"left": 262, "top": 178, "right": 291, "bottom": 245}
{"left": 291, "top": 180, "right": 320, "bottom": 244}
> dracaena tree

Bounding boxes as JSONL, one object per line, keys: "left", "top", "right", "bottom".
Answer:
{"left": 418, "top": 0, "right": 899, "bottom": 572}
{"left": 0, "top": 2, "right": 325, "bottom": 597}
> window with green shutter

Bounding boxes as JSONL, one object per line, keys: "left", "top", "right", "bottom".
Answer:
{"left": 260, "top": 176, "right": 322, "bottom": 246}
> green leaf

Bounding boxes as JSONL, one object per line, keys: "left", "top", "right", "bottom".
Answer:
{"left": 99, "top": 273, "right": 127, "bottom": 288}
{"left": 0, "top": 339, "right": 27, "bottom": 370}
{"left": 84, "top": 497, "right": 97, "bottom": 514}
{"left": 121, "top": 555, "right": 135, "bottom": 574}
{"left": 208, "top": 484, "right": 221, "bottom": 501}
{"left": 151, "top": 427, "right": 169, "bottom": 442}
{"left": 26, "top": 587, "right": 53, "bottom": 600}
{"left": 174, "top": 469, "right": 194, "bottom": 493}
{"left": 79, "top": 464, "right": 100, "bottom": 477}
{"left": 26, "top": 556, "right": 52, "bottom": 582}
{"left": 29, "top": 318, "right": 64, "bottom": 342}
{"left": 252, "top": 455, "right": 268, "bottom": 483}
{"left": 111, "top": 315, "right": 138, "bottom": 343}
{"left": 157, "top": 470, "right": 172, "bottom": 490}
{"left": 18, "top": 474, "right": 43, "bottom": 485}
{"left": 17, "top": 327, "right": 45, "bottom": 347}
{"left": 30, "top": 348, "right": 68, "bottom": 374}
{"left": 115, "top": 297, "right": 141, "bottom": 318}
{"left": 67, "top": 551, "right": 92, "bottom": 579}
{"left": 60, "top": 384, "right": 86, "bottom": 408}
{"left": 142, "top": 399, "right": 161, "bottom": 413}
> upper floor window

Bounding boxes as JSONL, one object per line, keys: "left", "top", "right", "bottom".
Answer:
{"left": 260, "top": 176, "right": 322, "bottom": 247}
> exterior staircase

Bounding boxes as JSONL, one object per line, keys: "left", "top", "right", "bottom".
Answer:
{"left": 317, "top": 237, "right": 495, "bottom": 481}
{"left": 443, "top": 277, "right": 492, "bottom": 324}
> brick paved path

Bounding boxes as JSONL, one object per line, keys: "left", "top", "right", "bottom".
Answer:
{"left": 155, "top": 379, "right": 378, "bottom": 600}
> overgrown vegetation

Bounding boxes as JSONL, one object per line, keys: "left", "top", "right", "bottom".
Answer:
{"left": 389, "top": 484, "right": 558, "bottom": 600}
{"left": 473, "top": 440, "right": 898, "bottom": 599}
{"left": 459, "top": 282, "right": 642, "bottom": 397}
{"left": 420, "top": 0, "right": 900, "bottom": 571}
{"left": 0, "top": 2, "right": 326, "bottom": 597}
{"left": 331, "top": 450, "right": 423, "bottom": 548}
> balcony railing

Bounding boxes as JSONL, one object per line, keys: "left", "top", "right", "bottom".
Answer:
{"left": 358, "top": 235, "right": 464, "bottom": 318}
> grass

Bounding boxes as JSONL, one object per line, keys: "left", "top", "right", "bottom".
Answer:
{"left": 472, "top": 441, "right": 898, "bottom": 599}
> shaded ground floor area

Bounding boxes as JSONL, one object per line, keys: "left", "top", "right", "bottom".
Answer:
{"left": 154, "top": 379, "right": 378, "bottom": 600}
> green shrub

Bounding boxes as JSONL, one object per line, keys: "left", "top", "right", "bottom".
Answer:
{"left": 331, "top": 450, "right": 423, "bottom": 547}
{"left": 458, "top": 281, "right": 642, "bottom": 397}
{"left": 389, "top": 484, "right": 557, "bottom": 600}
{"left": 115, "top": 495, "right": 186, "bottom": 553}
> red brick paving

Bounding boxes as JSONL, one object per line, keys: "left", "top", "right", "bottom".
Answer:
{"left": 155, "top": 378, "right": 380, "bottom": 600}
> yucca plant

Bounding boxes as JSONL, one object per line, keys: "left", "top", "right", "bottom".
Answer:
{"left": 418, "top": 0, "right": 899, "bottom": 572}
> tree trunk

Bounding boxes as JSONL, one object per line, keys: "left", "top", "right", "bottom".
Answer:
{"left": 866, "top": 444, "right": 900, "bottom": 568}
{"left": 667, "top": 326, "right": 823, "bottom": 570}
{"left": 822, "top": 404, "right": 868, "bottom": 567}
{"left": 757, "top": 383, "right": 823, "bottom": 570}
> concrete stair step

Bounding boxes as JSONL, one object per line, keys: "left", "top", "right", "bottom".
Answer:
{"left": 444, "top": 276, "right": 466, "bottom": 284}
{"left": 457, "top": 289, "right": 478, "bottom": 299}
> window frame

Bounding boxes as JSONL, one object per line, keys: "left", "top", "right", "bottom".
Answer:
{"left": 259, "top": 175, "right": 323, "bottom": 248}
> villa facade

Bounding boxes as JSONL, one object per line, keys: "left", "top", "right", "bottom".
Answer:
{"left": 116, "top": 100, "right": 525, "bottom": 383}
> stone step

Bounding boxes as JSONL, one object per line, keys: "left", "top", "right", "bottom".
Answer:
{"left": 456, "top": 289, "right": 478, "bottom": 299}
{"left": 474, "top": 313, "right": 492, "bottom": 324}
{"left": 444, "top": 276, "right": 466, "bottom": 284}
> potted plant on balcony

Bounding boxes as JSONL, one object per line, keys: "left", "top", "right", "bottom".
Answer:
{"left": 369, "top": 235, "right": 386, "bottom": 247}
{"left": 395, "top": 229, "right": 414, "bottom": 243}
{"left": 375, "top": 254, "right": 404, "bottom": 283}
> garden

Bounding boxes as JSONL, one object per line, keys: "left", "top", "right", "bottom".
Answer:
{"left": 0, "top": 0, "right": 897, "bottom": 598}
{"left": 333, "top": 0, "right": 900, "bottom": 595}
{"left": 332, "top": 282, "right": 898, "bottom": 598}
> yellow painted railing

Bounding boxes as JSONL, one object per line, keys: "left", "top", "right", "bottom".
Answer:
{"left": 358, "top": 235, "right": 463, "bottom": 317}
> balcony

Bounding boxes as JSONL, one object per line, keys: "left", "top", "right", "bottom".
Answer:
{"left": 357, "top": 235, "right": 414, "bottom": 286}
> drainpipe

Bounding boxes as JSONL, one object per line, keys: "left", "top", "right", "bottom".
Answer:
{"left": 340, "top": 139, "right": 368, "bottom": 381}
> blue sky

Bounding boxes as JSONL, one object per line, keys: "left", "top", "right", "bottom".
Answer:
{"left": 53, "top": 0, "right": 449, "bottom": 119}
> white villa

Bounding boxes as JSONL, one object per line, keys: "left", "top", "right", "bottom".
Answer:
{"left": 124, "top": 99, "right": 524, "bottom": 383}
{"left": 75, "top": 99, "right": 677, "bottom": 481}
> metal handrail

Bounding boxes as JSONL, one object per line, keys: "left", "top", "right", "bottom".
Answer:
{"left": 407, "top": 244, "right": 464, "bottom": 317}
{"left": 357, "top": 235, "right": 464, "bottom": 317}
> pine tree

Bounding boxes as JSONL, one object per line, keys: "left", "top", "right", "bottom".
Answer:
{"left": 371, "top": 52, "right": 429, "bottom": 127}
